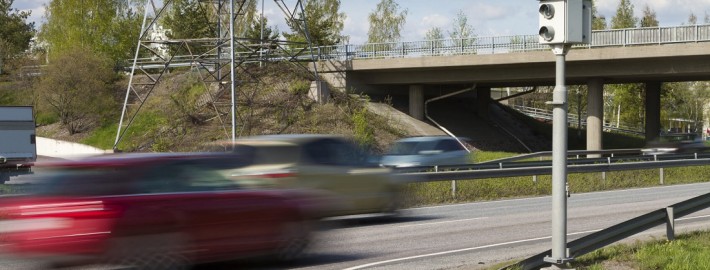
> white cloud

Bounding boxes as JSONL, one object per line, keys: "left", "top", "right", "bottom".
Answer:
{"left": 421, "top": 14, "right": 449, "bottom": 28}
{"left": 465, "top": 3, "right": 508, "bottom": 21}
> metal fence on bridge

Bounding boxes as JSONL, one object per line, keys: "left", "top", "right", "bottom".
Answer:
{"left": 315, "top": 24, "right": 710, "bottom": 60}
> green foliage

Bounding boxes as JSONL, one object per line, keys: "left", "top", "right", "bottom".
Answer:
{"left": 283, "top": 0, "right": 346, "bottom": 46}
{"left": 163, "top": 0, "right": 257, "bottom": 42}
{"left": 243, "top": 16, "right": 279, "bottom": 45}
{"left": 0, "top": 0, "right": 35, "bottom": 74}
{"left": 425, "top": 27, "right": 443, "bottom": 41}
{"left": 40, "top": 0, "right": 143, "bottom": 63}
{"left": 163, "top": 0, "right": 215, "bottom": 41}
{"left": 367, "top": 0, "right": 407, "bottom": 44}
{"left": 640, "top": 4, "right": 659, "bottom": 27}
{"left": 289, "top": 80, "right": 311, "bottom": 95}
{"left": 607, "top": 83, "right": 645, "bottom": 131}
{"left": 352, "top": 107, "right": 375, "bottom": 150}
{"left": 448, "top": 10, "right": 476, "bottom": 51}
{"left": 590, "top": 0, "right": 607, "bottom": 30}
{"left": 36, "top": 48, "right": 117, "bottom": 135}
{"left": 661, "top": 82, "right": 710, "bottom": 133}
{"left": 610, "top": 0, "right": 638, "bottom": 29}
{"left": 424, "top": 27, "right": 444, "bottom": 50}
{"left": 35, "top": 111, "right": 59, "bottom": 126}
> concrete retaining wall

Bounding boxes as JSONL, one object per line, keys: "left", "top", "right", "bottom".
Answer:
{"left": 37, "top": 137, "right": 113, "bottom": 160}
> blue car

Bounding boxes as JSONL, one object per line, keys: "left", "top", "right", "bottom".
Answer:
{"left": 380, "top": 136, "right": 472, "bottom": 168}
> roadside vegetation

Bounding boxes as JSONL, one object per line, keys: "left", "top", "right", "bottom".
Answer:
{"left": 495, "top": 230, "right": 710, "bottom": 270}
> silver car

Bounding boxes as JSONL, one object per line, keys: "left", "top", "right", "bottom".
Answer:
{"left": 380, "top": 136, "right": 472, "bottom": 168}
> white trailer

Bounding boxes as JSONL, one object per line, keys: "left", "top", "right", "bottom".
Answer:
{"left": 0, "top": 106, "right": 36, "bottom": 183}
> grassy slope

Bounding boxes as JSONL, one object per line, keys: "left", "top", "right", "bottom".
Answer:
{"left": 28, "top": 64, "right": 406, "bottom": 153}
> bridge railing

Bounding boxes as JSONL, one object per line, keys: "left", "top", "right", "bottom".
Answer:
{"left": 317, "top": 24, "right": 710, "bottom": 60}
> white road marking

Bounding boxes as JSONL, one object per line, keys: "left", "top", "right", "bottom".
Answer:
{"left": 342, "top": 229, "right": 600, "bottom": 270}
{"left": 397, "top": 217, "right": 488, "bottom": 228}
{"left": 344, "top": 214, "right": 710, "bottom": 270}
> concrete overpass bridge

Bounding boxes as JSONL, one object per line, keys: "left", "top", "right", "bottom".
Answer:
{"left": 315, "top": 24, "right": 710, "bottom": 152}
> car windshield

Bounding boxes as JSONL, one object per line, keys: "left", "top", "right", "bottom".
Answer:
{"left": 387, "top": 139, "right": 465, "bottom": 156}
{"left": 387, "top": 141, "right": 437, "bottom": 155}
{"left": 657, "top": 133, "right": 698, "bottom": 142}
{"left": 34, "top": 167, "right": 135, "bottom": 196}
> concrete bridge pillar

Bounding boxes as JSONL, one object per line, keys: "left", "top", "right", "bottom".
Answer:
{"left": 476, "top": 86, "right": 491, "bottom": 120}
{"left": 645, "top": 82, "right": 662, "bottom": 142}
{"left": 409, "top": 85, "right": 425, "bottom": 120}
{"left": 586, "top": 79, "right": 604, "bottom": 155}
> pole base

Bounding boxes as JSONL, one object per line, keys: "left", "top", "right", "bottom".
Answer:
{"left": 543, "top": 256, "right": 574, "bottom": 265}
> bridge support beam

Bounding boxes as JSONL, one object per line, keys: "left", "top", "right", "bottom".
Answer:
{"left": 645, "top": 82, "right": 662, "bottom": 142}
{"left": 477, "top": 86, "right": 491, "bottom": 120}
{"left": 586, "top": 79, "right": 604, "bottom": 157}
{"left": 409, "top": 85, "right": 425, "bottom": 120}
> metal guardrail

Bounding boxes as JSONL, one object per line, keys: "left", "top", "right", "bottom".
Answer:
{"left": 506, "top": 191, "right": 710, "bottom": 270}
{"left": 315, "top": 24, "right": 710, "bottom": 60}
{"left": 395, "top": 152, "right": 710, "bottom": 182}
{"left": 480, "top": 149, "right": 642, "bottom": 164}
{"left": 510, "top": 105, "right": 645, "bottom": 136}
{"left": 128, "top": 24, "right": 710, "bottom": 70}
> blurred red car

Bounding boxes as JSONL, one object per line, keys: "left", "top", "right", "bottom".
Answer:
{"left": 0, "top": 153, "right": 322, "bottom": 269}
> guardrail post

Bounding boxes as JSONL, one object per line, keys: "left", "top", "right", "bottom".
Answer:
{"left": 655, "top": 154, "right": 664, "bottom": 185}
{"left": 666, "top": 207, "right": 675, "bottom": 240}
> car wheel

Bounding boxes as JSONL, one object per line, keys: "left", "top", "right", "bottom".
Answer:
{"left": 382, "top": 188, "right": 403, "bottom": 215}
{"left": 99, "top": 233, "right": 191, "bottom": 270}
{"left": 275, "top": 221, "right": 310, "bottom": 261}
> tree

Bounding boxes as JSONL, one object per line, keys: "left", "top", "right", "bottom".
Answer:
{"left": 662, "top": 82, "right": 710, "bottom": 133}
{"left": 448, "top": 9, "right": 476, "bottom": 51}
{"left": 688, "top": 12, "right": 698, "bottom": 25}
{"left": 40, "top": 0, "right": 143, "bottom": 63}
{"left": 243, "top": 16, "right": 279, "bottom": 51}
{"left": 591, "top": 0, "right": 607, "bottom": 30}
{"left": 283, "top": 0, "right": 346, "bottom": 46}
{"left": 610, "top": 0, "right": 637, "bottom": 29}
{"left": 705, "top": 11, "right": 710, "bottom": 24}
{"left": 0, "top": 0, "right": 35, "bottom": 74}
{"left": 639, "top": 4, "right": 659, "bottom": 27}
{"left": 36, "top": 48, "right": 117, "bottom": 134}
{"left": 163, "top": 0, "right": 215, "bottom": 40}
{"left": 244, "top": 16, "right": 279, "bottom": 42}
{"left": 424, "top": 26, "right": 444, "bottom": 53}
{"left": 367, "top": 0, "right": 407, "bottom": 44}
{"left": 425, "top": 27, "right": 443, "bottom": 41}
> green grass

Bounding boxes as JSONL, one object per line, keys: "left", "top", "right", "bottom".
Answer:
{"left": 403, "top": 149, "right": 710, "bottom": 207}
{"left": 570, "top": 230, "right": 710, "bottom": 269}
{"left": 82, "top": 111, "right": 169, "bottom": 151}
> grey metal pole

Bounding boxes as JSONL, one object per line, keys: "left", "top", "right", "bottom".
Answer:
{"left": 230, "top": 0, "right": 237, "bottom": 142}
{"left": 259, "top": 0, "right": 264, "bottom": 67}
{"left": 115, "top": 6, "right": 150, "bottom": 149}
{"left": 546, "top": 44, "right": 572, "bottom": 267}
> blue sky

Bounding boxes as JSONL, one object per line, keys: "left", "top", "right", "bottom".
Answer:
{"left": 12, "top": 0, "right": 710, "bottom": 44}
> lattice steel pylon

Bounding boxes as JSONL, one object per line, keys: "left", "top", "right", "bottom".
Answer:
{"left": 114, "top": 0, "right": 320, "bottom": 150}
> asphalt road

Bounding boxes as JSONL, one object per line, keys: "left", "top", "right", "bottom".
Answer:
{"left": 217, "top": 182, "right": 710, "bottom": 270}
